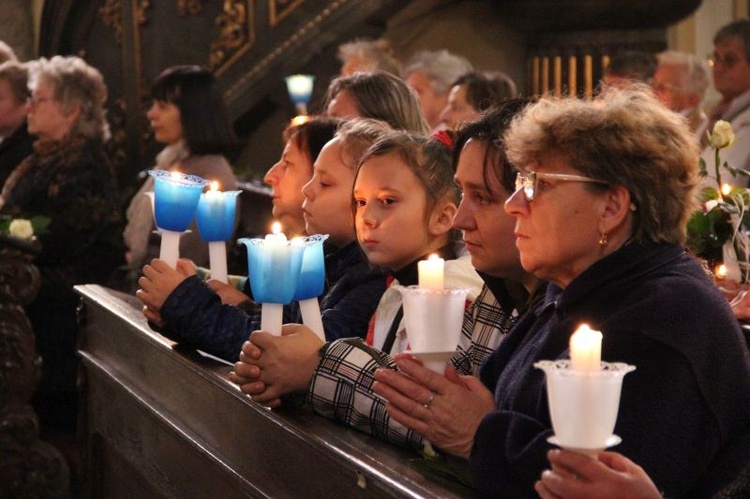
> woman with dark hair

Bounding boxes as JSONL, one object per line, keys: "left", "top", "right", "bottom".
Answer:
{"left": 123, "top": 65, "right": 238, "bottom": 279}
{"left": 263, "top": 117, "right": 343, "bottom": 236}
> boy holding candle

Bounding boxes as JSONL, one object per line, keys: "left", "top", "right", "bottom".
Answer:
{"left": 137, "top": 119, "right": 391, "bottom": 361}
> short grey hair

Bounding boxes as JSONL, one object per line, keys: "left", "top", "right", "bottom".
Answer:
{"left": 657, "top": 50, "right": 710, "bottom": 99}
{"left": 402, "top": 50, "right": 473, "bottom": 95}
{"left": 29, "top": 56, "right": 110, "bottom": 142}
{"left": 338, "top": 38, "right": 401, "bottom": 76}
{"left": 0, "top": 41, "right": 17, "bottom": 64}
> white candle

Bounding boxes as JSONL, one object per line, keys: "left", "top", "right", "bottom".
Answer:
{"left": 265, "top": 221, "right": 287, "bottom": 244}
{"left": 418, "top": 254, "right": 444, "bottom": 290}
{"left": 569, "top": 324, "right": 602, "bottom": 372}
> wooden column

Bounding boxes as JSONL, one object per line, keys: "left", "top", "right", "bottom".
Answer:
{"left": 0, "top": 234, "right": 69, "bottom": 497}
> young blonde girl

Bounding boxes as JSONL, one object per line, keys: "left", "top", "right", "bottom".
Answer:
{"left": 230, "top": 130, "right": 482, "bottom": 405}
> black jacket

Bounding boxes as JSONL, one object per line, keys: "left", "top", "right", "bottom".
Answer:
{"left": 471, "top": 242, "right": 750, "bottom": 498}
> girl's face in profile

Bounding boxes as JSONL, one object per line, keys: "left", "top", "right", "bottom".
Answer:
{"left": 302, "top": 138, "right": 356, "bottom": 247}
{"left": 353, "top": 152, "right": 431, "bottom": 271}
{"left": 147, "top": 99, "right": 183, "bottom": 145}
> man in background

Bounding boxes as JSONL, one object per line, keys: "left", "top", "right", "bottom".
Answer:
{"left": 701, "top": 19, "right": 750, "bottom": 185}
{"left": 652, "top": 50, "right": 710, "bottom": 138}
{"left": 0, "top": 60, "right": 34, "bottom": 187}
{"left": 402, "top": 49, "right": 472, "bottom": 131}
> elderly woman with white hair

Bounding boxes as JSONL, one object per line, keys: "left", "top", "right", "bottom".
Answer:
{"left": 0, "top": 56, "right": 123, "bottom": 436}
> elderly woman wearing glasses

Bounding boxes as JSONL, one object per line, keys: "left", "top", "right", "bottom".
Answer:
{"left": 0, "top": 56, "right": 123, "bottom": 437}
{"left": 373, "top": 87, "right": 750, "bottom": 497}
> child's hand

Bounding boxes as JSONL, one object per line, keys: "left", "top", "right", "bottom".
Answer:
{"left": 207, "top": 280, "right": 250, "bottom": 306}
{"left": 228, "top": 324, "right": 324, "bottom": 407}
{"left": 142, "top": 305, "right": 165, "bottom": 327}
{"left": 136, "top": 259, "right": 190, "bottom": 312}
{"left": 175, "top": 258, "right": 197, "bottom": 277}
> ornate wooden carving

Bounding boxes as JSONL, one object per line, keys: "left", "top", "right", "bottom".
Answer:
{"left": 209, "top": 0, "right": 255, "bottom": 73}
{"left": 99, "top": 0, "right": 151, "bottom": 44}
{"left": 99, "top": 0, "right": 124, "bottom": 43}
{"left": 0, "top": 234, "right": 69, "bottom": 497}
{"left": 269, "top": 0, "right": 304, "bottom": 27}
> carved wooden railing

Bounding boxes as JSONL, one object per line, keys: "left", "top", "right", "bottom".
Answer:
{"left": 0, "top": 234, "right": 69, "bottom": 497}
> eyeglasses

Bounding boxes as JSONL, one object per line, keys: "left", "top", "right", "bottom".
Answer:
{"left": 514, "top": 170, "right": 609, "bottom": 202}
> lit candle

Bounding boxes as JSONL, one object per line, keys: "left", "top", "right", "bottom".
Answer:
{"left": 721, "top": 183, "right": 732, "bottom": 197}
{"left": 418, "top": 254, "right": 444, "bottom": 290}
{"left": 195, "top": 181, "right": 241, "bottom": 284}
{"left": 149, "top": 170, "right": 208, "bottom": 268}
{"left": 265, "top": 221, "right": 287, "bottom": 243}
{"left": 569, "top": 324, "right": 602, "bottom": 372}
{"left": 239, "top": 222, "right": 304, "bottom": 336}
{"left": 716, "top": 264, "right": 728, "bottom": 281}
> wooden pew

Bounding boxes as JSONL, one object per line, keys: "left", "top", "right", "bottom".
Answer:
{"left": 75, "top": 284, "right": 474, "bottom": 498}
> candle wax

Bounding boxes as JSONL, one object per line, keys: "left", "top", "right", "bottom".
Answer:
{"left": 569, "top": 324, "right": 602, "bottom": 372}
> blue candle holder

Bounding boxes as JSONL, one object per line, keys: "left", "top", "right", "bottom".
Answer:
{"left": 293, "top": 234, "right": 329, "bottom": 300}
{"left": 195, "top": 189, "right": 242, "bottom": 242}
{"left": 294, "top": 234, "right": 329, "bottom": 340}
{"left": 238, "top": 237, "right": 305, "bottom": 304}
{"left": 149, "top": 170, "right": 209, "bottom": 232}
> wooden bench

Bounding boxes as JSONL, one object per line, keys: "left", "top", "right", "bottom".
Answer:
{"left": 75, "top": 284, "right": 474, "bottom": 498}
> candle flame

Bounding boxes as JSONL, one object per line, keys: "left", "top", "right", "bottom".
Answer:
{"left": 271, "top": 221, "right": 282, "bottom": 235}
{"left": 170, "top": 171, "right": 182, "bottom": 181}
{"left": 721, "top": 184, "right": 732, "bottom": 196}
{"left": 210, "top": 181, "right": 219, "bottom": 192}
{"left": 291, "top": 236, "right": 306, "bottom": 246}
{"left": 716, "top": 264, "right": 728, "bottom": 279}
{"left": 427, "top": 253, "right": 440, "bottom": 261}
{"left": 291, "top": 115, "right": 311, "bottom": 126}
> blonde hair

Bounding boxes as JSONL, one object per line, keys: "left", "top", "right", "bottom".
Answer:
{"left": 338, "top": 39, "right": 401, "bottom": 76}
{"left": 335, "top": 118, "right": 392, "bottom": 169}
{"left": 325, "top": 71, "right": 430, "bottom": 134}
{"left": 504, "top": 85, "right": 699, "bottom": 245}
{"left": 29, "top": 56, "right": 110, "bottom": 141}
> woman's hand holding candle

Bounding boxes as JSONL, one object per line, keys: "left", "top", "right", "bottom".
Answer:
{"left": 569, "top": 324, "right": 602, "bottom": 372}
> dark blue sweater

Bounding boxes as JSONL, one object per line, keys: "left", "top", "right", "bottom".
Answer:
{"left": 158, "top": 241, "right": 387, "bottom": 361}
{"left": 471, "top": 242, "right": 750, "bottom": 498}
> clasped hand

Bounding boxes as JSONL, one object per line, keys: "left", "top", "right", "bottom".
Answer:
{"left": 228, "top": 324, "right": 324, "bottom": 408}
{"left": 372, "top": 355, "right": 495, "bottom": 459}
